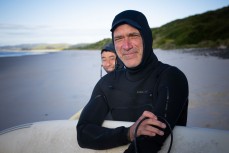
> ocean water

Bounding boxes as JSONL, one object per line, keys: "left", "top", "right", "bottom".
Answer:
{"left": 0, "top": 51, "right": 46, "bottom": 57}
{"left": 0, "top": 49, "right": 228, "bottom": 131}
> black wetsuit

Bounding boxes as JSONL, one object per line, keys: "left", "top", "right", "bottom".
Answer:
{"left": 77, "top": 10, "right": 189, "bottom": 153}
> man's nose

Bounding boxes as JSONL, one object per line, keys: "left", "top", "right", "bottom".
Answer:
{"left": 122, "top": 38, "right": 132, "bottom": 50}
{"left": 105, "top": 61, "right": 111, "bottom": 66}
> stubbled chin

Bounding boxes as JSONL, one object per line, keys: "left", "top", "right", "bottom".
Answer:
{"left": 121, "top": 54, "right": 140, "bottom": 67}
{"left": 123, "top": 60, "right": 138, "bottom": 68}
{"left": 107, "top": 68, "right": 115, "bottom": 72}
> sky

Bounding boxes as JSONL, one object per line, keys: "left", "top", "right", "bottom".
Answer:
{"left": 0, "top": 0, "right": 229, "bottom": 46}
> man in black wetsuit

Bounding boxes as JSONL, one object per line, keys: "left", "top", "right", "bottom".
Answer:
{"left": 77, "top": 10, "right": 189, "bottom": 153}
{"left": 101, "top": 42, "right": 124, "bottom": 77}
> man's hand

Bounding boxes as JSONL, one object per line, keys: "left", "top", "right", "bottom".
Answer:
{"left": 128, "top": 111, "right": 166, "bottom": 141}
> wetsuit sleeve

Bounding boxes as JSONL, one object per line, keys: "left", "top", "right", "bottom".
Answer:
{"left": 155, "top": 66, "right": 189, "bottom": 128}
{"left": 125, "top": 66, "right": 189, "bottom": 153}
{"left": 76, "top": 81, "right": 130, "bottom": 149}
{"left": 150, "top": 66, "right": 189, "bottom": 151}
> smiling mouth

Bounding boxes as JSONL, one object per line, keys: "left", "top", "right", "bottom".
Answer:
{"left": 123, "top": 52, "right": 137, "bottom": 59}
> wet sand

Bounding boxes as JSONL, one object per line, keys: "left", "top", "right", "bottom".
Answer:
{"left": 0, "top": 49, "right": 229, "bottom": 131}
{"left": 0, "top": 51, "right": 101, "bottom": 130}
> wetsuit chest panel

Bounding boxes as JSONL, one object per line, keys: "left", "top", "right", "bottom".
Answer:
{"left": 103, "top": 72, "right": 160, "bottom": 122}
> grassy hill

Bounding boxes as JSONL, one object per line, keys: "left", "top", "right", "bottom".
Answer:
{"left": 67, "top": 38, "right": 112, "bottom": 50}
{"left": 152, "top": 6, "right": 229, "bottom": 49}
{"left": 72, "top": 6, "right": 229, "bottom": 50}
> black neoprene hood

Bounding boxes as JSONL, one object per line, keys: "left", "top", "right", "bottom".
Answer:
{"left": 110, "top": 10, "right": 153, "bottom": 70}
{"left": 101, "top": 42, "right": 115, "bottom": 54}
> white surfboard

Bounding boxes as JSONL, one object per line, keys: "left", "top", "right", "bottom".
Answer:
{"left": 0, "top": 120, "right": 229, "bottom": 153}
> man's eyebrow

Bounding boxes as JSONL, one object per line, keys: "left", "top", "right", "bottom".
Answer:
{"left": 114, "top": 35, "right": 123, "bottom": 38}
{"left": 114, "top": 32, "right": 140, "bottom": 37}
{"left": 109, "top": 55, "right": 116, "bottom": 57}
{"left": 128, "top": 32, "right": 141, "bottom": 36}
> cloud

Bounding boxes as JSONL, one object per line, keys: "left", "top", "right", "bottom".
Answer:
{"left": 0, "top": 23, "right": 50, "bottom": 30}
{"left": 0, "top": 23, "right": 110, "bottom": 45}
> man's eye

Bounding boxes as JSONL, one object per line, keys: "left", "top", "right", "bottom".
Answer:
{"left": 114, "top": 37, "right": 123, "bottom": 42}
{"left": 130, "top": 33, "right": 141, "bottom": 38}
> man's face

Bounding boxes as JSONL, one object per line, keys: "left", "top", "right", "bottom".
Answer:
{"left": 101, "top": 51, "right": 116, "bottom": 73}
{"left": 113, "top": 24, "right": 143, "bottom": 68}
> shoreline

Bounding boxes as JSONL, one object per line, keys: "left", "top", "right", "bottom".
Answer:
{"left": 180, "top": 48, "right": 229, "bottom": 59}
{"left": 1, "top": 47, "right": 229, "bottom": 59}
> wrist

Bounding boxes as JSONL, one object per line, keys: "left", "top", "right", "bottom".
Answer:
{"left": 127, "top": 127, "right": 131, "bottom": 142}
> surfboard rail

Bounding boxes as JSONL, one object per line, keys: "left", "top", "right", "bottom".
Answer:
{"left": 0, "top": 119, "right": 229, "bottom": 153}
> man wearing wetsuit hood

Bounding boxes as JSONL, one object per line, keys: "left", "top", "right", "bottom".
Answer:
{"left": 101, "top": 42, "right": 124, "bottom": 77}
{"left": 77, "top": 10, "right": 189, "bottom": 153}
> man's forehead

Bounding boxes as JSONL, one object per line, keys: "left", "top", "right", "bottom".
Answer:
{"left": 113, "top": 24, "right": 140, "bottom": 35}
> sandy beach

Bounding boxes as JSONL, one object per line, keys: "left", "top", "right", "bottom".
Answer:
{"left": 0, "top": 49, "right": 229, "bottom": 131}
{"left": 0, "top": 51, "right": 101, "bottom": 131}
